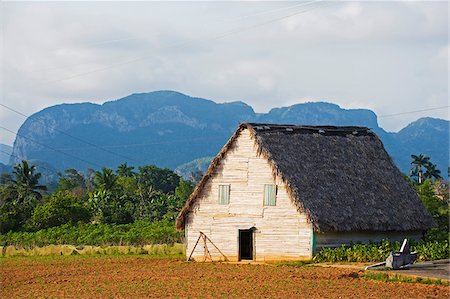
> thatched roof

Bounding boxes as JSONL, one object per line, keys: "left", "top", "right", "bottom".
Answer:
{"left": 176, "top": 123, "right": 435, "bottom": 232}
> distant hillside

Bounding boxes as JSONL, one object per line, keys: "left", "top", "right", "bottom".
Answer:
{"left": 0, "top": 160, "right": 59, "bottom": 189}
{"left": 175, "top": 156, "right": 214, "bottom": 179}
{"left": 0, "top": 144, "right": 12, "bottom": 165}
{"left": 258, "top": 102, "right": 379, "bottom": 129}
{"left": 9, "top": 91, "right": 449, "bottom": 177}
{"left": 11, "top": 91, "right": 254, "bottom": 171}
{"left": 0, "top": 163, "right": 12, "bottom": 175}
{"left": 392, "top": 117, "right": 449, "bottom": 176}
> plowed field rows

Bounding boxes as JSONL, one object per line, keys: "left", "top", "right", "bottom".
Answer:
{"left": 1, "top": 256, "right": 448, "bottom": 298}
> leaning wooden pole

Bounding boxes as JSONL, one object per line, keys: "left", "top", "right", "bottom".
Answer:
{"left": 187, "top": 232, "right": 203, "bottom": 262}
{"left": 203, "top": 233, "right": 207, "bottom": 262}
{"left": 187, "top": 232, "right": 229, "bottom": 262}
{"left": 204, "top": 234, "right": 229, "bottom": 261}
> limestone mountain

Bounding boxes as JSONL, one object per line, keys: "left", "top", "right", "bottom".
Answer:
{"left": 0, "top": 144, "right": 12, "bottom": 165}
{"left": 9, "top": 91, "right": 449, "bottom": 177}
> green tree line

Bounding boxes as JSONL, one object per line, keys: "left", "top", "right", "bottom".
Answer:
{"left": 313, "top": 154, "right": 449, "bottom": 263}
{"left": 408, "top": 154, "right": 448, "bottom": 241}
{"left": 0, "top": 161, "right": 194, "bottom": 235}
{"left": 0, "top": 154, "right": 447, "bottom": 248}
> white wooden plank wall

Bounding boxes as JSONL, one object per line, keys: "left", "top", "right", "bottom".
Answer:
{"left": 185, "top": 129, "right": 312, "bottom": 261}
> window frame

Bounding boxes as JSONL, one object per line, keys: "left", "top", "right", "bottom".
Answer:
{"left": 263, "top": 184, "right": 277, "bottom": 206}
{"left": 218, "top": 184, "right": 231, "bottom": 205}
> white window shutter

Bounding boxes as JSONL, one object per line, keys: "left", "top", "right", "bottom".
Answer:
{"left": 218, "top": 184, "right": 230, "bottom": 205}
{"left": 264, "top": 184, "right": 276, "bottom": 206}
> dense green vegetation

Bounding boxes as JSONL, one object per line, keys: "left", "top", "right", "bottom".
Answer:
{"left": 0, "top": 220, "right": 182, "bottom": 247}
{"left": 0, "top": 153, "right": 448, "bottom": 263}
{"left": 313, "top": 154, "right": 449, "bottom": 263}
{"left": 313, "top": 239, "right": 449, "bottom": 262}
{"left": 409, "top": 154, "right": 448, "bottom": 242}
{"left": 413, "top": 180, "right": 449, "bottom": 241}
{"left": 0, "top": 161, "right": 194, "bottom": 245}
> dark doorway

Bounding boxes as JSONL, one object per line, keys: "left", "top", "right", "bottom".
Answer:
{"left": 239, "top": 229, "right": 254, "bottom": 260}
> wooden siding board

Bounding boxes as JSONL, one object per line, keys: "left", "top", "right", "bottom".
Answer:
{"left": 186, "top": 129, "right": 312, "bottom": 261}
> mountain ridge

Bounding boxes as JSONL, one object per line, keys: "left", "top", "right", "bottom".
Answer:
{"left": 8, "top": 91, "right": 449, "bottom": 177}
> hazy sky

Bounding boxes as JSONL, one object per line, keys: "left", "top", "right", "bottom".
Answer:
{"left": 0, "top": 1, "right": 448, "bottom": 145}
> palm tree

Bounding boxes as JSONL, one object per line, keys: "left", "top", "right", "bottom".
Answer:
{"left": 12, "top": 160, "right": 47, "bottom": 201}
{"left": 410, "top": 154, "right": 430, "bottom": 184}
{"left": 117, "top": 163, "right": 135, "bottom": 177}
{"left": 94, "top": 168, "right": 117, "bottom": 191}
{"left": 424, "top": 162, "right": 442, "bottom": 181}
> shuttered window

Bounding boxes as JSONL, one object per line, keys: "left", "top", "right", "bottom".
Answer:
{"left": 218, "top": 184, "right": 230, "bottom": 205}
{"left": 264, "top": 184, "right": 277, "bottom": 206}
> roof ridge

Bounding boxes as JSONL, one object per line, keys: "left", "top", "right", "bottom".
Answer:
{"left": 245, "top": 122, "right": 370, "bottom": 129}
{"left": 176, "top": 122, "right": 434, "bottom": 232}
{"left": 242, "top": 123, "right": 374, "bottom": 136}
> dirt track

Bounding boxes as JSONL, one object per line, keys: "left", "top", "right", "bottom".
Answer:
{"left": 1, "top": 256, "right": 448, "bottom": 298}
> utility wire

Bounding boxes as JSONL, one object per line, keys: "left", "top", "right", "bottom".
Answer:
{"left": 218, "top": 1, "right": 319, "bottom": 23}
{"left": 0, "top": 149, "right": 61, "bottom": 178}
{"left": 27, "top": 1, "right": 319, "bottom": 75}
{"left": 2, "top": 101, "right": 447, "bottom": 155}
{"left": 43, "top": 1, "right": 335, "bottom": 84}
{"left": 9, "top": 136, "right": 228, "bottom": 152}
{"left": 0, "top": 103, "right": 145, "bottom": 165}
{"left": 0, "top": 125, "right": 102, "bottom": 169}
{"left": 378, "top": 106, "right": 449, "bottom": 118}
{"left": 0, "top": 150, "right": 12, "bottom": 157}
{"left": 0, "top": 2, "right": 333, "bottom": 164}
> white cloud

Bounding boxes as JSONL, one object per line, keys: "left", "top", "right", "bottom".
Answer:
{"left": 431, "top": 45, "right": 449, "bottom": 72}
{"left": 0, "top": 1, "right": 448, "bottom": 144}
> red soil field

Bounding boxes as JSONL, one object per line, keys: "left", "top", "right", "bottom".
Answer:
{"left": 1, "top": 255, "right": 448, "bottom": 298}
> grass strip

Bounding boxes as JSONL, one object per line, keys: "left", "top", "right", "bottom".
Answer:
{"left": 363, "top": 271, "right": 447, "bottom": 286}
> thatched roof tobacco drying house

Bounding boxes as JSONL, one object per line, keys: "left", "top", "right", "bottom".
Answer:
{"left": 176, "top": 123, "right": 434, "bottom": 262}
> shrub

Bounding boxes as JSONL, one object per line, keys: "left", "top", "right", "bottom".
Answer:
{"left": 0, "top": 220, "right": 182, "bottom": 247}
{"left": 416, "top": 180, "right": 449, "bottom": 241}
{"left": 31, "top": 191, "right": 91, "bottom": 229}
{"left": 313, "top": 239, "right": 449, "bottom": 263}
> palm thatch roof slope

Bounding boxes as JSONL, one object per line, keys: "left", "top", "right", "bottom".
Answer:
{"left": 176, "top": 123, "right": 435, "bottom": 232}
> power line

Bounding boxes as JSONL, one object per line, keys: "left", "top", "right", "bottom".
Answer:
{"left": 378, "top": 106, "right": 449, "bottom": 118}
{"left": 0, "top": 125, "right": 102, "bottom": 169}
{"left": 9, "top": 136, "right": 229, "bottom": 152}
{"left": 0, "top": 103, "right": 145, "bottom": 165}
{"left": 0, "top": 150, "right": 11, "bottom": 157}
{"left": 0, "top": 103, "right": 229, "bottom": 153}
{"left": 42, "top": 1, "right": 335, "bottom": 84}
{"left": 27, "top": 1, "right": 319, "bottom": 75}
{"left": 0, "top": 1, "right": 333, "bottom": 166}
{"left": 220, "top": 1, "right": 319, "bottom": 23}
{"left": 0, "top": 150, "right": 12, "bottom": 159}
{"left": 0, "top": 149, "right": 60, "bottom": 177}
{"left": 2, "top": 101, "right": 447, "bottom": 154}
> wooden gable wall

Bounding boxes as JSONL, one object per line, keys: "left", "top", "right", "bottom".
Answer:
{"left": 185, "top": 129, "right": 312, "bottom": 261}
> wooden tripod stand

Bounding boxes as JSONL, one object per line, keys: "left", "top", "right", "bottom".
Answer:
{"left": 187, "top": 232, "right": 229, "bottom": 262}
